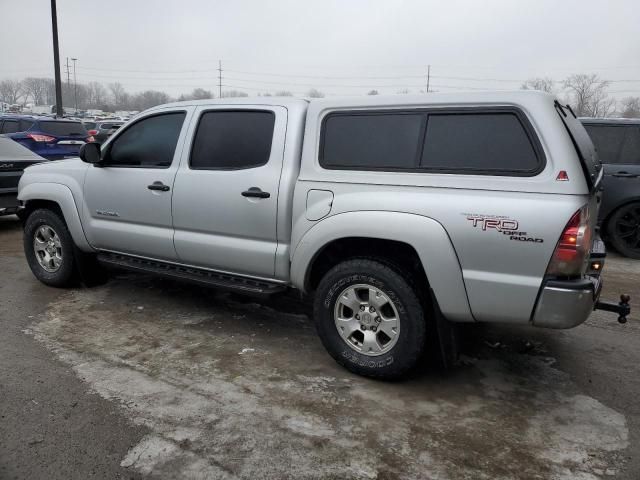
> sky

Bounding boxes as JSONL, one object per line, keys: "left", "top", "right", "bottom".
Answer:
{"left": 1, "top": 0, "right": 639, "bottom": 99}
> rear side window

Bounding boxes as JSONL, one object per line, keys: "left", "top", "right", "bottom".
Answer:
{"left": 106, "top": 112, "right": 185, "bottom": 168}
{"left": 320, "top": 109, "right": 543, "bottom": 175}
{"left": 421, "top": 113, "right": 540, "bottom": 173}
{"left": 321, "top": 113, "right": 424, "bottom": 170}
{"left": 190, "top": 110, "right": 275, "bottom": 170}
{"left": 1, "top": 120, "right": 20, "bottom": 134}
{"left": 83, "top": 122, "right": 97, "bottom": 130}
{"left": 39, "top": 121, "right": 87, "bottom": 136}
{"left": 20, "top": 120, "right": 33, "bottom": 131}
{"left": 583, "top": 125, "right": 640, "bottom": 165}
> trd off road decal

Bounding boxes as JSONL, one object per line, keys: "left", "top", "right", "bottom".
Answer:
{"left": 463, "top": 213, "right": 544, "bottom": 243}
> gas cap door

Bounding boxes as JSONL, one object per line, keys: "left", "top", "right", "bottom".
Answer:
{"left": 306, "top": 189, "right": 334, "bottom": 221}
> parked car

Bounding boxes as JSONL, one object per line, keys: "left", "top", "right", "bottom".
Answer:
{"left": 82, "top": 120, "right": 97, "bottom": 132}
{"left": 86, "top": 120, "right": 124, "bottom": 143}
{"left": 581, "top": 118, "right": 640, "bottom": 259}
{"left": 17, "top": 92, "right": 630, "bottom": 379}
{"left": 0, "top": 136, "right": 45, "bottom": 216}
{"left": 1, "top": 115, "right": 92, "bottom": 160}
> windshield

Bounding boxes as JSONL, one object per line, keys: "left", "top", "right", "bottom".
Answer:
{"left": 39, "top": 121, "right": 87, "bottom": 137}
{"left": 554, "top": 101, "right": 602, "bottom": 190}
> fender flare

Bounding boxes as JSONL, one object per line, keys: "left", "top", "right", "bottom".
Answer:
{"left": 19, "top": 182, "right": 94, "bottom": 252}
{"left": 291, "top": 211, "right": 474, "bottom": 323}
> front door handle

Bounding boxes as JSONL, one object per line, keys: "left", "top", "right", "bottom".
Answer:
{"left": 613, "top": 172, "right": 639, "bottom": 178}
{"left": 148, "top": 181, "right": 170, "bottom": 192}
{"left": 241, "top": 187, "right": 270, "bottom": 199}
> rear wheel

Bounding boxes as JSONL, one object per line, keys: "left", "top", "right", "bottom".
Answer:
{"left": 24, "top": 209, "right": 78, "bottom": 287}
{"left": 313, "top": 258, "right": 427, "bottom": 379}
{"left": 607, "top": 202, "right": 640, "bottom": 259}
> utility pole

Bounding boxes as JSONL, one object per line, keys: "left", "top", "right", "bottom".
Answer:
{"left": 65, "top": 57, "right": 71, "bottom": 86}
{"left": 71, "top": 57, "right": 78, "bottom": 114}
{"left": 426, "top": 65, "right": 431, "bottom": 93}
{"left": 50, "top": 0, "right": 63, "bottom": 117}
{"left": 218, "top": 60, "right": 222, "bottom": 98}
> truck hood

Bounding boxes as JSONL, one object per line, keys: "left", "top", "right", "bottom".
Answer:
{"left": 24, "top": 156, "right": 87, "bottom": 173}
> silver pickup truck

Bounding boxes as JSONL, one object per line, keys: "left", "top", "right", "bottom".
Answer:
{"left": 17, "top": 91, "right": 630, "bottom": 379}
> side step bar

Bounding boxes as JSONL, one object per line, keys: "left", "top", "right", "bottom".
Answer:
{"left": 97, "top": 252, "right": 287, "bottom": 296}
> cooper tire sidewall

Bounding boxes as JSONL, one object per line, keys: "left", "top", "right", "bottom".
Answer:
{"left": 316, "top": 268, "right": 423, "bottom": 375}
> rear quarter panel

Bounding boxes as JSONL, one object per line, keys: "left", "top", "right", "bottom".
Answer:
{"left": 292, "top": 92, "right": 592, "bottom": 324}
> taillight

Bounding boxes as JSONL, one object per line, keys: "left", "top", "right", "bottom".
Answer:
{"left": 546, "top": 205, "right": 592, "bottom": 277}
{"left": 27, "top": 134, "right": 56, "bottom": 142}
{"left": 86, "top": 136, "right": 95, "bottom": 142}
{"left": 87, "top": 129, "right": 98, "bottom": 136}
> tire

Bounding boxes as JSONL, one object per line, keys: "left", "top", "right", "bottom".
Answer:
{"left": 606, "top": 202, "right": 640, "bottom": 260}
{"left": 313, "top": 258, "right": 427, "bottom": 379}
{"left": 24, "top": 209, "right": 79, "bottom": 287}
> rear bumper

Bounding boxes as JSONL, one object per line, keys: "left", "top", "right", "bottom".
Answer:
{"left": 532, "top": 236, "right": 606, "bottom": 329}
{"left": 531, "top": 277, "right": 601, "bottom": 329}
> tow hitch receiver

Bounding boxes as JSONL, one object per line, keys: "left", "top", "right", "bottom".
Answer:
{"left": 595, "top": 294, "right": 631, "bottom": 324}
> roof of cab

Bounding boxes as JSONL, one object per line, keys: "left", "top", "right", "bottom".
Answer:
{"left": 156, "top": 97, "right": 310, "bottom": 109}
{"left": 156, "top": 89, "right": 553, "bottom": 110}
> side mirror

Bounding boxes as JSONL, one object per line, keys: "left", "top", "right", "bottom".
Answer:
{"left": 79, "top": 142, "right": 102, "bottom": 164}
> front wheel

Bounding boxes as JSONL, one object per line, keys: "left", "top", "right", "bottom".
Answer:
{"left": 24, "top": 209, "right": 78, "bottom": 287}
{"left": 313, "top": 259, "right": 427, "bottom": 379}
{"left": 607, "top": 202, "right": 640, "bottom": 259}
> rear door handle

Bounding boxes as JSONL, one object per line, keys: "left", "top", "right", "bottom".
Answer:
{"left": 613, "top": 172, "right": 639, "bottom": 178}
{"left": 148, "top": 181, "right": 170, "bottom": 192}
{"left": 241, "top": 187, "right": 270, "bottom": 199}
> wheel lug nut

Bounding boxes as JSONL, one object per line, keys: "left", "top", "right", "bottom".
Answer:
{"left": 372, "top": 326, "right": 377, "bottom": 332}
{"left": 361, "top": 325, "right": 366, "bottom": 331}
{"left": 369, "top": 307, "right": 375, "bottom": 312}
{"left": 360, "top": 305, "right": 365, "bottom": 311}
{"left": 355, "top": 314, "right": 360, "bottom": 320}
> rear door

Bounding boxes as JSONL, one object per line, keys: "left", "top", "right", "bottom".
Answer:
{"left": 171, "top": 106, "right": 287, "bottom": 278}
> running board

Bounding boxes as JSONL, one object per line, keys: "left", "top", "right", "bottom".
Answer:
{"left": 97, "top": 252, "right": 287, "bottom": 296}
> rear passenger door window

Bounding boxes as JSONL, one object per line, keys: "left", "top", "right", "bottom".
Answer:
{"left": 105, "top": 112, "right": 185, "bottom": 168}
{"left": 190, "top": 110, "right": 275, "bottom": 170}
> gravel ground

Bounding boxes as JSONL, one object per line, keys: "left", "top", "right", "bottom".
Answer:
{"left": 0, "top": 214, "right": 638, "bottom": 480}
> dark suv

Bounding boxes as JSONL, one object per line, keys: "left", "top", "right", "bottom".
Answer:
{"left": 581, "top": 118, "right": 640, "bottom": 259}
{"left": 0, "top": 115, "right": 91, "bottom": 160}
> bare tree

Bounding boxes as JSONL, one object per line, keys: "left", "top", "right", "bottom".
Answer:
{"left": 86, "top": 81, "right": 108, "bottom": 109}
{"left": 620, "top": 97, "right": 640, "bottom": 119}
{"left": 0, "top": 79, "right": 24, "bottom": 104}
{"left": 221, "top": 90, "right": 249, "bottom": 98}
{"left": 367, "top": 89, "right": 379, "bottom": 95}
{"left": 130, "top": 90, "right": 170, "bottom": 110}
{"left": 307, "top": 88, "right": 325, "bottom": 98}
{"left": 274, "top": 90, "right": 293, "bottom": 97}
{"left": 563, "top": 74, "right": 615, "bottom": 118}
{"left": 22, "top": 77, "right": 52, "bottom": 105}
{"left": 109, "top": 82, "right": 129, "bottom": 109}
{"left": 179, "top": 88, "right": 213, "bottom": 101}
{"left": 521, "top": 77, "right": 555, "bottom": 94}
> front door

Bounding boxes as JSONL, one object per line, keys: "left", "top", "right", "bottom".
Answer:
{"left": 82, "top": 109, "right": 191, "bottom": 261}
{"left": 171, "top": 106, "right": 286, "bottom": 278}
